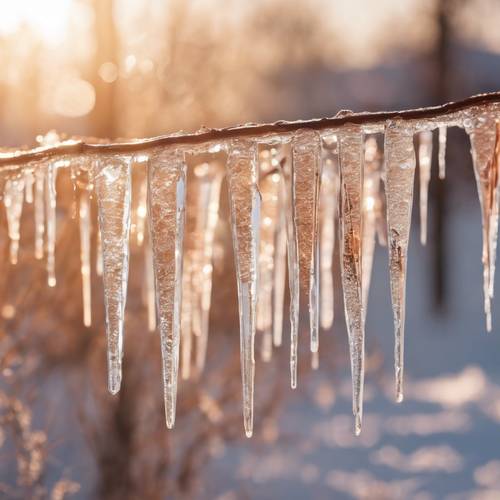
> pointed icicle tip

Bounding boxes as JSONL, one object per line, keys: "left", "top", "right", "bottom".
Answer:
{"left": 354, "top": 412, "right": 362, "bottom": 436}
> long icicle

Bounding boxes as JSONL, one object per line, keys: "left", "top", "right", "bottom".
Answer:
{"left": 281, "top": 149, "right": 300, "bottom": 388}
{"left": 319, "top": 135, "right": 339, "bottom": 331}
{"left": 272, "top": 170, "right": 287, "bottom": 347}
{"left": 195, "top": 163, "right": 224, "bottom": 375}
{"left": 45, "top": 163, "right": 58, "bottom": 287}
{"left": 34, "top": 168, "right": 45, "bottom": 260}
{"left": 438, "top": 126, "right": 447, "bottom": 180}
{"left": 4, "top": 177, "right": 25, "bottom": 265}
{"left": 226, "top": 139, "right": 260, "bottom": 437}
{"left": 79, "top": 187, "right": 92, "bottom": 327}
{"left": 338, "top": 125, "right": 365, "bottom": 436}
{"left": 257, "top": 158, "right": 281, "bottom": 362}
{"left": 418, "top": 131, "right": 433, "bottom": 246}
{"left": 465, "top": 109, "right": 499, "bottom": 332}
{"left": 384, "top": 120, "right": 416, "bottom": 403}
{"left": 291, "top": 130, "right": 322, "bottom": 356}
{"left": 362, "top": 136, "right": 383, "bottom": 317}
{"left": 148, "top": 147, "right": 186, "bottom": 428}
{"left": 95, "top": 156, "right": 132, "bottom": 394}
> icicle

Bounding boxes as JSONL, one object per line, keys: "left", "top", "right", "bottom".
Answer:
{"left": 257, "top": 150, "right": 281, "bottom": 362}
{"left": 148, "top": 148, "right": 186, "bottom": 428}
{"left": 438, "top": 126, "right": 447, "bottom": 180}
{"left": 465, "top": 110, "right": 499, "bottom": 332}
{"left": 272, "top": 172, "right": 287, "bottom": 347}
{"left": 191, "top": 162, "right": 224, "bottom": 376}
{"left": 45, "top": 163, "right": 57, "bottom": 287}
{"left": 226, "top": 139, "right": 260, "bottom": 437}
{"left": 384, "top": 120, "right": 416, "bottom": 403}
{"left": 281, "top": 147, "right": 300, "bottom": 388}
{"left": 79, "top": 188, "right": 92, "bottom": 327}
{"left": 34, "top": 169, "right": 45, "bottom": 260}
{"left": 362, "top": 136, "right": 383, "bottom": 317}
{"left": 319, "top": 135, "right": 340, "bottom": 330}
{"left": 4, "top": 177, "right": 25, "bottom": 265}
{"left": 24, "top": 170, "right": 34, "bottom": 204}
{"left": 418, "top": 131, "right": 433, "bottom": 246}
{"left": 338, "top": 125, "right": 365, "bottom": 435}
{"left": 95, "top": 156, "right": 132, "bottom": 395}
{"left": 291, "top": 130, "right": 322, "bottom": 356}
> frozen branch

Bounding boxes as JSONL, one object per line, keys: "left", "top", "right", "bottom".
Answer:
{"left": 1, "top": 90, "right": 499, "bottom": 168}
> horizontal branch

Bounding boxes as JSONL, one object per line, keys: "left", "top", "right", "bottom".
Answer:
{"left": 1, "top": 90, "right": 500, "bottom": 168}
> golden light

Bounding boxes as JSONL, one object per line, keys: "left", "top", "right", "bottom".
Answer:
{"left": 0, "top": 0, "right": 73, "bottom": 44}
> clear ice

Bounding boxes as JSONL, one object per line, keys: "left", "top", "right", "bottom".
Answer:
{"left": 95, "top": 156, "right": 132, "bottom": 395}
{"left": 319, "top": 135, "right": 340, "bottom": 331}
{"left": 338, "top": 125, "right": 365, "bottom": 435}
{"left": 148, "top": 147, "right": 186, "bottom": 428}
{"left": 4, "top": 176, "right": 25, "bottom": 265}
{"left": 418, "top": 131, "right": 433, "bottom": 246}
{"left": 226, "top": 139, "right": 260, "bottom": 437}
{"left": 384, "top": 120, "right": 416, "bottom": 403}
{"left": 291, "top": 130, "right": 322, "bottom": 355}
{"left": 465, "top": 108, "right": 499, "bottom": 332}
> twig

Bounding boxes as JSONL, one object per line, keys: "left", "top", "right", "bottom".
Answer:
{"left": 1, "top": 90, "right": 499, "bottom": 168}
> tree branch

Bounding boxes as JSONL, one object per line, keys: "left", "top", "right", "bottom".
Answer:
{"left": 1, "top": 90, "right": 499, "bottom": 168}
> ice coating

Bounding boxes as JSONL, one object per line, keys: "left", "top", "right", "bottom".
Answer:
{"left": 438, "top": 126, "right": 447, "bottom": 180}
{"left": 319, "top": 135, "right": 340, "bottom": 331}
{"left": 95, "top": 156, "right": 132, "bottom": 395}
{"left": 384, "top": 120, "right": 416, "bottom": 403}
{"left": 465, "top": 108, "right": 499, "bottom": 332}
{"left": 148, "top": 147, "right": 186, "bottom": 428}
{"left": 4, "top": 176, "right": 25, "bottom": 265}
{"left": 362, "top": 136, "right": 383, "bottom": 316}
{"left": 226, "top": 139, "right": 260, "bottom": 437}
{"left": 418, "top": 131, "right": 433, "bottom": 246}
{"left": 291, "top": 130, "right": 322, "bottom": 354}
{"left": 338, "top": 125, "right": 365, "bottom": 435}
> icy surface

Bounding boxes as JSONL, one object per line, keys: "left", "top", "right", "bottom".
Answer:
{"left": 384, "top": 120, "right": 416, "bottom": 403}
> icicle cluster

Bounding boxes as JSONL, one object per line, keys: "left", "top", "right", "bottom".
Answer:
{"left": 2, "top": 102, "right": 500, "bottom": 436}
